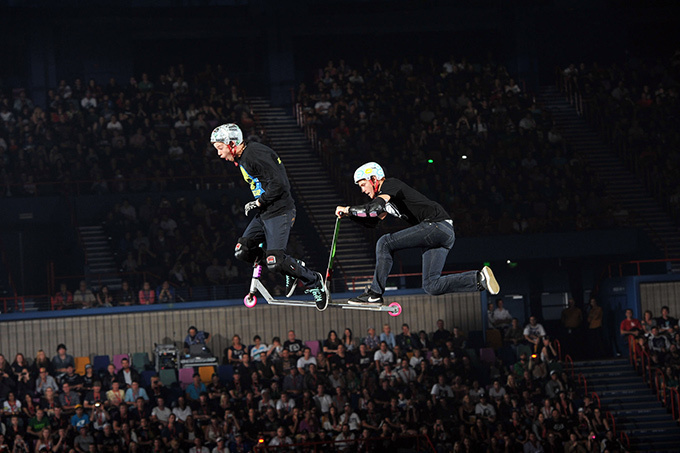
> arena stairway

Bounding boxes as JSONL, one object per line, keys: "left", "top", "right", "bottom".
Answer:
{"left": 247, "top": 97, "right": 375, "bottom": 291}
{"left": 573, "top": 358, "right": 680, "bottom": 452}
{"left": 537, "top": 86, "right": 680, "bottom": 271}
{"left": 78, "top": 225, "right": 122, "bottom": 290}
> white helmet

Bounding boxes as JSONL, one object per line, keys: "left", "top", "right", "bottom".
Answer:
{"left": 210, "top": 123, "right": 243, "bottom": 145}
{"left": 353, "top": 162, "right": 385, "bottom": 184}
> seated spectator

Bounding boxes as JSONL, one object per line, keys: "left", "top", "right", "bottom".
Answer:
{"left": 396, "top": 323, "right": 421, "bottom": 353}
{"left": 124, "top": 381, "right": 149, "bottom": 405}
{"left": 641, "top": 309, "right": 657, "bottom": 336}
{"left": 648, "top": 326, "right": 670, "bottom": 359}
{"left": 51, "top": 344, "right": 75, "bottom": 377}
{"left": 185, "top": 374, "right": 206, "bottom": 402}
{"left": 116, "top": 358, "right": 140, "bottom": 388}
{"left": 620, "top": 308, "right": 643, "bottom": 340}
{"left": 322, "top": 330, "right": 342, "bottom": 356}
{"left": 35, "top": 368, "right": 58, "bottom": 396}
{"left": 380, "top": 324, "right": 396, "bottom": 350}
{"left": 73, "top": 281, "right": 96, "bottom": 309}
{"left": 363, "top": 326, "right": 380, "bottom": 352}
{"left": 138, "top": 281, "right": 155, "bottom": 305}
{"left": 523, "top": 316, "right": 546, "bottom": 351}
{"left": 52, "top": 283, "right": 74, "bottom": 310}
{"left": 296, "top": 347, "right": 317, "bottom": 375}
{"left": 156, "top": 281, "right": 176, "bottom": 304}
{"left": 491, "top": 299, "right": 512, "bottom": 330}
{"left": 656, "top": 306, "right": 678, "bottom": 336}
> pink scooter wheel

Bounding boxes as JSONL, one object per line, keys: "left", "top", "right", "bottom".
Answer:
{"left": 244, "top": 294, "right": 257, "bottom": 308}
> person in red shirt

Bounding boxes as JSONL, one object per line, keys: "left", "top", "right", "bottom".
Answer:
{"left": 620, "top": 309, "right": 643, "bottom": 338}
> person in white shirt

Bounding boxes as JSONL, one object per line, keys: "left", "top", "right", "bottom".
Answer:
{"left": 523, "top": 316, "right": 547, "bottom": 350}
{"left": 339, "top": 403, "right": 361, "bottom": 431}
{"left": 492, "top": 299, "right": 513, "bottom": 330}
{"left": 313, "top": 384, "right": 332, "bottom": 415}
{"left": 268, "top": 426, "right": 292, "bottom": 447}
{"left": 430, "top": 375, "right": 454, "bottom": 403}
{"left": 373, "top": 342, "right": 394, "bottom": 371}
{"left": 296, "top": 347, "right": 317, "bottom": 374}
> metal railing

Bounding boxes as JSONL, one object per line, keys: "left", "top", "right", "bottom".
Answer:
{"left": 669, "top": 387, "right": 679, "bottom": 424}
{"left": 253, "top": 433, "right": 436, "bottom": 452}
{"left": 606, "top": 410, "right": 616, "bottom": 435}
{"left": 564, "top": 354, "right": 574, "bottom": 379}
{"left": 654, "top": 368, "right": 666, "bottom": 404}
{"left": 578, "top": 373, "right": 588, "bottom": 396}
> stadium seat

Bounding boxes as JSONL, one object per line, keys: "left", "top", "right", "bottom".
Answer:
{"left": 178, "top": 368, "right": 194, "bottom": 390}
{"left": 305, "top": 340, "right": 320, "bottom": 357}
{"left": 517, "top": 344, "right": 533, "bottom": 361}
{"left": 486, "top": 329, "right": 503, "bottom": 350}
{"left": 92, "top": 355, "right": 110, "bottom": 374}
{"left": 479, "top": 348, "right": 496, "bottom": 365}
{"left": 132, "top": 352, "right": 151, "bottom": 373}
{"left": 74, "top": 356, "right": 91, "bottom": 376}
{"left": 141, "top": 370, "right": 157, "bottom": 388}
{"left": 217, "top": 365, "right": 234, "bottom": 384}
{"left": 498, "top": 345, "right": 517, "bottom": 366}
{"left": 159, "top": 369, "right": 177, "bottom": 387}
{"left": 198, "top": 366, "right": 215, "bottom": 384}
{"left": 113, "top": 354, "right": 130, "bottom": 372}
{"left": 467, "top": 330, "right": 484, "bottom": 350}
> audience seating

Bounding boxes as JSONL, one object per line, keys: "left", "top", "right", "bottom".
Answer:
{"left": 74, "top": 356, "right": 91, "bottom": 375}
{"left": 92, "top": 355, "right": 110, "bottom": 373}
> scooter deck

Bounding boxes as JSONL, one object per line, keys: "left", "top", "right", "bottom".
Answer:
{"left": 246, "top": 280, "right": 401, "bottom": 315}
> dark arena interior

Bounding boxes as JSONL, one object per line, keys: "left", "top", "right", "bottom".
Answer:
{"left": 1, "top": 0, "right": 680, "bottom": 451}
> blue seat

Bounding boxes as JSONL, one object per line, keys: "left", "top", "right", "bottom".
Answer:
{"left": 218, "top": 365, "right": 234, "bottom": 384}
{"left": 92, "top": 355, "right": 110, "bottom": 373}
{"left": 141, "top": 370, "right": 157, "bottom": 388}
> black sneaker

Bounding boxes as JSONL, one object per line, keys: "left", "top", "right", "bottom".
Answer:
{"left": 478, "top": 266, "right": 500, "bottom": 295}
{"left": 305, "top": 272, "right": 328, "bottom": 311}
{"left": 348, "top": 289, "right": 384, "bottom": 305}
{"left": 285, "top": 260, "right": 305, "bottom": 298}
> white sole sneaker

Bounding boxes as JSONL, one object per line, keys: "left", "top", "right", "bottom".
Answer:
{"left": 481, "top": 266, "right": 500, "bottom": 295}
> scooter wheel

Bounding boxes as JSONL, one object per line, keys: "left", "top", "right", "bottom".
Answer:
{"left": 244, "top": 294, "right": 257, "bottom": 308}
{"left": 388, "top": 302, "right": 402, "bottom": 317}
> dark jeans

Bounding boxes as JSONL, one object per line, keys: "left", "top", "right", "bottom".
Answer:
{"left": 370, "top": 220, "right": 478, "bottom": 295}
{"left": 242, "top": 209, "right": 317, "bottom": 286}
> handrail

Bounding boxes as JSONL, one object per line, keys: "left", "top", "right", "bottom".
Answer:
{"left": 605, "top": 410, "right": 616, "bottom": 435}
{"left": 640, "top": 347, "right": 652, "bottom": 384}
{"left": 654, "top": 368, "right": 666, "bottom": 404}
{"left": 564, "top": 354, "right": 574, "bottom": 379}
{"left": 608, "top": 258, "right": 680, "bottom": 278}
{"left": 553, "top": 338, "right": 562, "bottom": 362}
{"left": 620, "top": 431, "right": 630, "bottom": 449}
{"left": 627, "top": 335, "right": 636, "bottom": 367}
{"left": 670, "top": 387, "right": 679, "bottom": 423}
{"left": 253, "top": 433, "right": 436, "bottom": 452}
{"left": 592, "top": 391, "right": 601, "bottom": 410}
{"left": 578, "top": 373, "right": 588, "bottom": 396}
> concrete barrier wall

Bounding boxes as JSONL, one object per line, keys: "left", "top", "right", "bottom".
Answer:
{"left": 0, "top": 292, "right": 482, "bottom": 363}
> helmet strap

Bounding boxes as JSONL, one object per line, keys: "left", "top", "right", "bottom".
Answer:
{"left": 370, "top": 176, "right": 380, "bottom": 194}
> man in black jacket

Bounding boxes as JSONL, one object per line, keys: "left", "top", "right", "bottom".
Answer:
{"left": 211, "top": 123, "right": 328, "bottom": 310}
{"left": 336, "top": 162, "right": 499, "bottom": 305}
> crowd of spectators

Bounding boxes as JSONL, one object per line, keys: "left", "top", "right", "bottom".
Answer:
{"left": 622, "top": 305, "right": 680, "bottom": 396}
{"left": 560, "top": 50, "right": 680, "bottom": 225}
{"left": 0, "top": 64, "right": 270, "bottom": 197}
{"left": 0, "top": 316, "right": 630, "bottom": 453}
{"left": 294, "top": 56, "right": 619, "bottom": 237}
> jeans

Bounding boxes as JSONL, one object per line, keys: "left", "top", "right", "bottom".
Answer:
{"left": 242, "top": 209, "right": 317, "bottom": 286}
{"left": 370, "top": 220, "right": 479, "bottom": 295}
